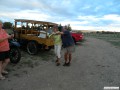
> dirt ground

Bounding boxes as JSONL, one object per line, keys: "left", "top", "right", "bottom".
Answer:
{"left": 0, "top": 37, "right": 120, "bottom": 90}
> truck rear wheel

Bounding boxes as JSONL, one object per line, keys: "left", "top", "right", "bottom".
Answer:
{"left": 27, "top": 41, "right": 38, "bottom": 55}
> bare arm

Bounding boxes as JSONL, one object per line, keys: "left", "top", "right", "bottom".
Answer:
{"left": 49, "top": 31, "right": 63, "bottom": 36}
{"left": 54, "top": 31, "right": 64, "bottom": 35}
{"left": 0, "top": 37, "right": 9, "bottom": 43}
{"left": 0, "top": 34, "right": 14, "bottom": 43}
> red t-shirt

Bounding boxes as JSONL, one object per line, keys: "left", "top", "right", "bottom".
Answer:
{"left": 0, "top": 29, "right": 10, "bottom": 52}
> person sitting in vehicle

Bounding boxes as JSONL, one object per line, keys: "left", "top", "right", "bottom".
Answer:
{"left": 47, "top": 27, "right": 53, "bottom": 35}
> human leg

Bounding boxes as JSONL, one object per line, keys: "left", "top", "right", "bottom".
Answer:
{"left": 54, "top": 45, "right": 58, "bottom": 62}
{"left": 63, "top": 46, "right": 73, "bottom": 66}
{"left": 2, "top": 58, "right": 10, "bottom": 73}
{"left": 56, "top": 45, "right": 62, "bottom": 66}
{"left": 0, "top": 61, "right": 5, "bottom": 80}
{"left": 0, "top": 61, "right": 3, "bottom": 76}
{"left": 1, "top": 51, "right": 10, "bottom": 74}
{"left": 0, "top": 52, "right": 6, "bottom": 79}
{"left": 63, "top": 51, "right": 69, "bottom": 66}
{"left": 68, "top": 53, "right": 72, "bottom": 63}
{"left": 67, "top": 46, "right": 74, "bottom": 62}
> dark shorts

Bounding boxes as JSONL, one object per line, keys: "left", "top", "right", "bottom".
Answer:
{"left": 0, "top": 51, "right": 10, "bottom": 61}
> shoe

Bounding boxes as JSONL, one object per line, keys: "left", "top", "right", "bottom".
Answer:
{"left": 2, "top": 71, "right": 8, "bottom": 75}
{"left": 63, "top": 63, "right": 67, "bottom": 66}
{"left": 66, "top": 62, "right": 71, "bottom": 66}
{"left": 56, "top": 63, "right": 60, "bottom": 66}
{"left": 55, "top": 60, "right": 58, "bottom": 63}
{"left": 0, "top": 75, "right": 5, "bottom": 80}
{"left": 63, "top": 62, "right": 71, "bottom": 66}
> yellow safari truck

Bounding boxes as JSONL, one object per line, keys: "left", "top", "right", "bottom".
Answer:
{"left": 14, "top": 19, "right": 57, "bottom": 55}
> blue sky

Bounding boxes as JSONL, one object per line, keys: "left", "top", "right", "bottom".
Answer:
{"left": 0, "top": 0, "right": 120, "bottom": 32}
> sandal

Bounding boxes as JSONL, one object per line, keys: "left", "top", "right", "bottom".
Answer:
{"left": 0, "top": 75, "right": 5, "bottom": 80}
{"left": 63, "top": 62, "right": 71, "bottom": 66}
{"left": 66, "top": 62, "right": 71, "bottom": 66}
{"left": 2, "top": 71, "right": 8, "bottom": 75}
{"left": 55, "top": 60, "right": 58, "bottom": 63}
{"left": 56, "top": 63, "right": 60, "bottom": 66}
{"left": 63, "top": 63, "right": 67, "bottom": 66}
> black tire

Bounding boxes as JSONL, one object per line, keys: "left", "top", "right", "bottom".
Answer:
{"left": 27, "top": 41, "right": 38, "bottom": 55}
{"left": 10, "top": 47, "right": 21, "bottom": 64}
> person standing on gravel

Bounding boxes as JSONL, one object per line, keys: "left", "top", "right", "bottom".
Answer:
{"left": 0, "top": 21, "right": 14, "bottom": 80}
{"left": 51, "top": 25, "right": 62, "bottom": 66}
{"left": 60, "top": 26, "right": 75, "bottom": 66}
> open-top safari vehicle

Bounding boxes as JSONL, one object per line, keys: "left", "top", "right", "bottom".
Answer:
{"left": 14, "top": 19, "right": 57, "bottom": 55}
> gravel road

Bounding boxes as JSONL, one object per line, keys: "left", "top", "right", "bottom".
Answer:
{"left": 0, "top": 37, "right": 120, "bottom": 90}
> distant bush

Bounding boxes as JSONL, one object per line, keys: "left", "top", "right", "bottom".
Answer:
{"left": 101, "top": 31, "right": 116, "bottom": 34}
{"left": 3, "top": 22, "right": 12, "bottom": 29}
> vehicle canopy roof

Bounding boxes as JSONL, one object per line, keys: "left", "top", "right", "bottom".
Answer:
{"left": 14, "top": 19, "right": 58, "bottom": 26}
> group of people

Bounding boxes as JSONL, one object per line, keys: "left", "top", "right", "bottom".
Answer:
{"left": 0, "top": 21, "right": 14, "bottom": 80}
{"left": 0, "top": 20, "right": 75, "bottom": 80}
{"left": 52, "top": 25, "right": 75, "bottom": 66}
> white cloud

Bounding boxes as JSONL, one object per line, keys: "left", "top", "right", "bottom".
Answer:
{"left": 78, "top": 15, "right": 100, "bottom": 22}
{"left": 0, "top": 0, "right": 120, "bottom": 32}
{"left": 57, "top": 20, "right": 89, "bottom": 26}
{"left": 72, "top": 25, "right": 97, "bottom": 30}
{"left": 102, "top": 14, "right": 120, "bottom": 22}
{"left": 94, "top": 6, "right": 102, "bottom": 12}
{"left": 78, "top": 14, "right": 120, "bottom": 24}
{"left": 72, "top": 25, "right": 120, "bottom": 32}
{"left": 0, "top": 10, "right": 51, "bottom": 22}
{"left": 82, "top": 5, "right": 91, "bottom": 9}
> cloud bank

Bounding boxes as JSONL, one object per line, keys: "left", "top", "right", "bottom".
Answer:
{"left": 0, "top": 0, "right": 120, "bottom": 32}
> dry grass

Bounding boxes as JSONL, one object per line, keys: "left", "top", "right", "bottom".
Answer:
{"left": 85, "top": 33, "right": 120, "bottom": 48}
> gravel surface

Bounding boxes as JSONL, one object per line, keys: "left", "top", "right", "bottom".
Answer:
{"left": 0, "top": 37, "right": 120, "bottom": 90}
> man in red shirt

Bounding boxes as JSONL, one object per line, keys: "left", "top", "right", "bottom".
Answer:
{"left": 0, "top": 21, "right": 14, "bottom": 80}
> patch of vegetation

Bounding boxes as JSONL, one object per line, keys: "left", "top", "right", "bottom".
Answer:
{"left": 85, "top": 33, "right": 120, "bottom": 48}
{"left": 108, "top": 41, "right": 120, "bottom": 47}
{"left": 38, "top": 50, "right": 55, "bottom": 61}
{"left": 5, "top": 29, "right": 13, "bottom": 34}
